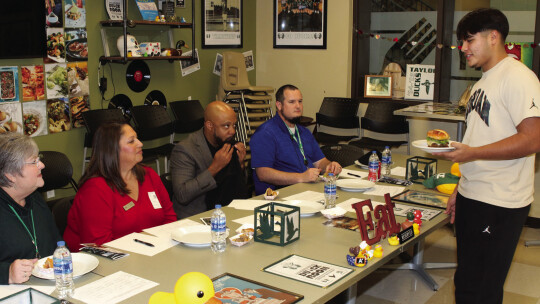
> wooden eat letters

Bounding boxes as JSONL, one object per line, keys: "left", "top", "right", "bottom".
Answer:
{"left": 351, "top": 193, "right": 401, "bottom": 245}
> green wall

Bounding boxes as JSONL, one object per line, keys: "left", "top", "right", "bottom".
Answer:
{"left": 0, "top": 0, "right": 256, "bottom": 199}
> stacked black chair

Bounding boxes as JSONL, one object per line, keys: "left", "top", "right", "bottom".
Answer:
{"left": 320, "top": 144, "right": 365, "bottom": 167}
{"left": 313, "top": 97, "right": 361, "bottom": 146}
{"left": 81, "top": 108, "right": 134, "bottom": 173}
{"left": 169, "top": 100, "right": 205, "bottom": 136}
{"left": 130, "top": 105, "right": 175, "bottom": 175}
{"left": 349, "top": 100, "right": 411, "bottom": 154}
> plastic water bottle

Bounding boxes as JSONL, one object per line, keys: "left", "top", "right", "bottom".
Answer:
{"left": 381, "top": 146, "right": 392, "bottom": 177}
{"left": 368, "top": 151, "right": 380, "bottom": 182}
{"left": 324, "top": 173, "right": 337, "bottom": 209}
{"left": 53, "top": 241, "right": 74, "bottom": 299}
{"left": 211, "top": 205, "right": 227, "bottom": 253}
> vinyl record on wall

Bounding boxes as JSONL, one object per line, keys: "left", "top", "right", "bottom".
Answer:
{"left": 126, "top": 60, "right": 150, "bottom": 92}
{"left": 109, "top": 94, "right": 133, "bottom": 120}
{"left": 144, "top": 90, "right": 167, "bottom": 108}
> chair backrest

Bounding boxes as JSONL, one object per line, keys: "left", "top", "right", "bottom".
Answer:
{"left": 82, "top": 109, "right": 127, "bottom": 147}
{"left": 320, "top": 144, "right": 365, "bottom": 167}
{"left": 169, "top": 100, "right": 204, "bottom": 134}
{"left": 50, "top": 197, "right": 73, "bottom": 235}
{"left": 221, "top": 51, "right": 251, "bottom": 91}
{"left": 38, "top": 151, "right": 78, "bottom": 193}
{"left": 130, "top": 105, "right": 174, "bottom": 141}
{"left": 160, "top": 173, "right": 174, "bottom": 201}
{"left": 316, "top": 97, "right": 360, "bottom": 129}
{"left": 361, "top": 101, "right": 410, "bottom": 134}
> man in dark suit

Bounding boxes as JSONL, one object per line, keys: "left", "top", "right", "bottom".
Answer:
{"left": 170, "top": 101, "right": 249, "bottom": 219}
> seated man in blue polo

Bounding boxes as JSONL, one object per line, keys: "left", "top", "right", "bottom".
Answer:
{"left": 250, "top": 84, "right": 342, "bottom": 195}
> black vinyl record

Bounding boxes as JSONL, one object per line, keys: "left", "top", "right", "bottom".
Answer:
{"left": 144, "top": 90, "right": 167, "bottom": 108}
{"left": 109, "top": 94, "right": 133, "bottom": 120}
{"left": 126, "top": 60, "right": 150, "bottom": 92}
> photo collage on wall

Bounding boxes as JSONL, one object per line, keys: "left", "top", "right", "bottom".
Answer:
{"left": 0, "top": 0, "right": 90, "bottom": 138}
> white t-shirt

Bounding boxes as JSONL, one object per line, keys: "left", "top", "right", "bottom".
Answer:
{"left": 458, "top": 56, "right": 540, "bottom": 208}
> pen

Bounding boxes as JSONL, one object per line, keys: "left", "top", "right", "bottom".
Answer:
{"left": 347, "top": 172, "right": 362, "bottom": 178}
{"left": 134, "top": 239, "right": 155, "bottom": 247}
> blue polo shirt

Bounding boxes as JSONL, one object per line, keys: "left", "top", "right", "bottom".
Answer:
{"left": 250, "top": 115, "right": 325, "bottom": 195}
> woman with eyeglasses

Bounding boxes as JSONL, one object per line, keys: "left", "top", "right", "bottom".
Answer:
{"left": 0, "top": 133, "right": 62, "bottom": 284}
{"left": 64, "top": 122, "right": 177, "bottom": 251}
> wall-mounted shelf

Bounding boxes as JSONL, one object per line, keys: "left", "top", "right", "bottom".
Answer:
{"left": 99, "top": 0, "right": 195, "bottom": 64}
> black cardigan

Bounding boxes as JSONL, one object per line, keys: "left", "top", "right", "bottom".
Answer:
{"left": 0, "top": 188, "right": 62, "bottom": 284}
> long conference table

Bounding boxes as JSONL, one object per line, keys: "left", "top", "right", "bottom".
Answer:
{"left": 24, "top": 154, "right": 453, "bottom": 303}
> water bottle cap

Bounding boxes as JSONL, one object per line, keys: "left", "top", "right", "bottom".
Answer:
{"left": 385, "top": 146, "right": 389, "bottom": 149}
{"left": 215, "top": 204, "right": 222, "bottom": 209}
{"left": 57, "top": 241, "right": 65, "bottom": 247}
{"left": 372, "top": 151, "right": 376, "bottom": 154}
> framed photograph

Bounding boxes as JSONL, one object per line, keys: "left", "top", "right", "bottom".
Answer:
{"left": 391, "top": 189, "right": 449, "bottom": 209}
{"left": 202, "top": 0, "right": 242, "bottom": 48}
{"left": 176, "top": 0, "right": 185, "bottom": 7}
{"left": 212, "top": 273, "right": 303, "bottom": 303}
{"left": 273, "top": 0, "right": 327, "bottom": 49}
{"left": 364, "top": 75, "right": 392, "bottom": 98}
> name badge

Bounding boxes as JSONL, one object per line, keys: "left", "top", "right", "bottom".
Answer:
{"left": 123, "top": 201, "right": 135, "bottom": 211}
{"left": 148, "top": 192, "right": 162, "bottom": 209}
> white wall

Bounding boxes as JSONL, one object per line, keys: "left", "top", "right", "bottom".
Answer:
{"left": 255, "top": 0, "right": 352, "bottom": 118}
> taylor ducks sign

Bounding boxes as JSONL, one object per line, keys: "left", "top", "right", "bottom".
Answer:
{"left": 405, "top": 64, "right": 435, "bottom": 100}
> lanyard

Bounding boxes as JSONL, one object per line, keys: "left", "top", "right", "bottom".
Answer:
{"left": 8, "top": 204, "right": 39, "bottom": 258}
{"left": 285, "top": 123, "right": 308, "bottom": 167}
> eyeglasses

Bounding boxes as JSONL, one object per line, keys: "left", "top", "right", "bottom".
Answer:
{"left": 25, "top": 155, "right": 42, "bottom": 168}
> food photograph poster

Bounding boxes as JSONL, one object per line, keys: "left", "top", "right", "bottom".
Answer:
{"left": 22, "top": 101, "right": 48, "bottom": 137}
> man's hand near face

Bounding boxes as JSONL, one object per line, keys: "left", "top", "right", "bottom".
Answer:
{"left": 208, "top": 143, "right": 234, "bottom": 176}
{"left": 234, "top": 142, "right": 246, "bottom": 169}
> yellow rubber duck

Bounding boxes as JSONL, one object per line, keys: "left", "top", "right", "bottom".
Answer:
{"left": 388, "top": 235, "right": 399, "bottom": 246}
{"left": 413, "top": 223, "right": 420, "bottom": 235}
{"left": 373, "top": 244, "right": 383, "bottom": 258}
{"left": 149, "top": 272, "right": 221, "bottom": 304}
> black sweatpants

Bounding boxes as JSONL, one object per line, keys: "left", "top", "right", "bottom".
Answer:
{"left": 454, "top": 193, "right": 530, "bottom": 304}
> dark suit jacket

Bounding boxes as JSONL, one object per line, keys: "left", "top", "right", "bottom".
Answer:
{"left": 170, "top": 129, "right": 216, "bottom": 219}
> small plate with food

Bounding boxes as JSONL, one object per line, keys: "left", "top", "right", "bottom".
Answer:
{"left": 413, "top": 129, "right": 456, "bottom": 153}
{"left": 32, "top": 253, "right": 99, "bottom": 280}
{"left": 264, "top": 188, "right": 279, "bottom": 200}
{"left": 235, "top": 224, "right": 255, "bottom": 236}
{"left": 229, "top": 233, "right": 253, "bottom": 247}
{"left": 23, "top": 110, "right": 44, "bottom": 137}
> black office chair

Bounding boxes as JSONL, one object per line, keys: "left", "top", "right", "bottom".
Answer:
{"left": 81, "top": 109, "right": 129, "bottom": 173}
{"left": 349, "top": 101, "right": 411, "bottom": 154}
{"left": 50, "top": 197, "right": 73, "bottom": 235}
{"left": 38, "top": 151, "right": 77, "bottom": 234}
{"left": 39, "top": 151, "right": 78, "bottom": 195}
{"left": 160, "top": 172, "right": 174, "bottom": 201}
{"left": 313, "top": 97, "right": 361, "bottom": 146}
{"left": 130, "top": 105, "right": 175, "bottom": 175}
{"left": 169, "top": 100, "right": 205, "bottom": 135}
{"left": 320, "top": 144, "right": 365, "bottom": 167}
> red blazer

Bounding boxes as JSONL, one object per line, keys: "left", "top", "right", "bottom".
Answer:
{"left": 64, "top": 167, "right": 177, "bottom": 251}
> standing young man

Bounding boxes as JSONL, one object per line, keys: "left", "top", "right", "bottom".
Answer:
{"left": 435, "top": 8, "right": 540, "bottom": 303}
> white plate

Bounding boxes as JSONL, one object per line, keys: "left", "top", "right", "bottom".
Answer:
{"left": 320, "top": 206, "right": 347, "bottom": 219}
{"left": 336, "top": 179, "right": 375, "bottom": 191}
{"left": 32, "top": 252, "right": 99, "bottom": 280}
{"left": 171, "top": 225, "right": 212, "bottom": 247}
{"left": 412, "top": 139, "right": 456, "bottom": 153}
{"left": 282, "top": 200, "right": 324, "bottom": 216}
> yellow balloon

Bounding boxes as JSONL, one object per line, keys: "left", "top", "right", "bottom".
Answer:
{"left": 451, "top": 162, "right": 461, "bottom": 177}
{"left": 436, "top": 183, "right": 457, "bottom": 195}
